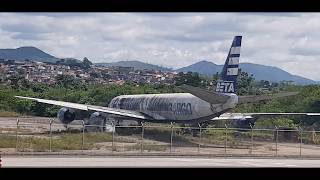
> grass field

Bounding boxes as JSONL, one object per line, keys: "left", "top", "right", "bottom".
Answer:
{"left": 1, "top": 125, "right": 318, "bottom": 153}
{"left": 0, "top": 111, "right": 20, "bottom": 117}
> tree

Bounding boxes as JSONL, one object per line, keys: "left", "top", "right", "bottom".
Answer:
{"left": 174, "top": 71, "right": 203, "bottom": 87}
{"left": 271, "top": 82, "right": 279, "bottom": 87}
{"left": 212, "top": 72, "right": 219, "bottom": 86}
{"left": 237, "top": 69, "right": 255, "bottom": 95}
{"left": 55, "top": 74, "right": 82, "bottom": 89}
{"left": 20, "top": 79, "right": 32, "bottom": 89}
{"left": 257, "top": 80, "right": 271, "bottom": 88}
{"left": 8, "top": 74, "right": 24, "bottom": 89}
{"left": 32, "top": 83, "right": 48, "bottom": 93}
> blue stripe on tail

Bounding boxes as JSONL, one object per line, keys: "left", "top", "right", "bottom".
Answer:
{"left": 215, "top": 36, "right": 242, "bottom": 94}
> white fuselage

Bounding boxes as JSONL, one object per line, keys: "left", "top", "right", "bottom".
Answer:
{"left": 109, "top": 93, "right": 238, "bottom": 122}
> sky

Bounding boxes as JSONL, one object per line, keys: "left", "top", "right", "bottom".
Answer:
{"left": 0, "top": 13, "right": 320, "bottom": 81}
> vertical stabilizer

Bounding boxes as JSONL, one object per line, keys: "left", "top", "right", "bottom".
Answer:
{"left": 215, "top": 36, "right": 242, "bottom": 94}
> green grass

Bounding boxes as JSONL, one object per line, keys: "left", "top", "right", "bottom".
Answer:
{"left": 0, "top": 132, "right": 139, "bottom": 152}
{"left": 0, "top": 111, "right": 20, "bottom": 117}
{"left": 1, "top": 127, "right": 311, "bottom": 152}
{"left": 0, "top": 127, "right": 32, "bottom": 134}
{"left": 200, "top": 129, "right": 262, "bottom": 148}
{"left": 0, "top": 135, "right": 17, "bottom": 148}
{"left": 18, "top": 137, "right": 51, "bottom": 152}
{"left": 0, "top": 131, "right": 170, "bottom": 152}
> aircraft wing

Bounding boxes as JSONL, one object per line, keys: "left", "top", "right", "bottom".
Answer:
{"left": 15, "top": 96, "right": 149, "bottom": 120}
{"left": 212, "top": 112, "right": 320, "bottom": 120}
{"left": 238, "top": 92, "right": 299, "bottom": 104}
{"left": 178, "top": 84, "right": 299, "bottom": 105}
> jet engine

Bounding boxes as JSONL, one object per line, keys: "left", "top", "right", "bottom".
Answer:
{"left": 85, "top": 112, "right": 107, "bottom": 132}
{"left": 57, "top": 107, "right": 76, "bottom": 124}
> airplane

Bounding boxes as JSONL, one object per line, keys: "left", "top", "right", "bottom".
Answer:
{"left": 15, "top": 36, "right": 320, "bottom": 133}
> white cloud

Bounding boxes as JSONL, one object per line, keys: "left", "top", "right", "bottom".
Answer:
{"left": 0, "top": 13, "right": 320, "bottom": 81}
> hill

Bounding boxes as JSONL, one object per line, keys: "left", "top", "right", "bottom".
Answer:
{"left": 0, "top": 46, "right": 59, "bottom": 63}
{"left": 0, "top": 46, "right": 316, "bottom": 85}
{"left": 176, "top": 60, "right": 317, "bottom": 85}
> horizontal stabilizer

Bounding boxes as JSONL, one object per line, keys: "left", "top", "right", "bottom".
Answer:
{"left": 238, "top": 92, "right": 299, "bottom": 104}
{"left": 178, "top": 84, "right": 230, "bottom": 104}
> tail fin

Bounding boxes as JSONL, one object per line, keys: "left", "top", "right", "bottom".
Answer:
{"left": 215, "top": 36, "right": 242, "bottom": 94}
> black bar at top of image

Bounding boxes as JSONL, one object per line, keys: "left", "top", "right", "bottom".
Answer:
{"left": 0, "top": 0, "right": 319, "bottom": 12}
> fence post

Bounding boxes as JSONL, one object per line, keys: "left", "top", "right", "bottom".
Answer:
{"left": 141, "top": 122, "right": 144, "bottom": 153}
{"left": 49, "top": 119, "right": 53, "bottom": 152}
{"left": 250, "top": 123, "right": 253, "bottom": 156}
{"left": 299, "top": 126, "right": 302, "bottom": 158}
{"left": 81, "top": 120, "right": 85, "bottom": 152}
{"left": 224, "top": 123, "right": 228, "bottom": 157}
{"left": 275, "top": 126, "right": 278, "bottom": 157}
{"left": 112, "top": 123, "right": 115, "bottom": 152}
{"left": 170, "top": 122, "right": 173, "bottom": 153}
{"left": 198, "top": 123, "right": 201, "bottom": 154}
{"left": 16, "top": 118, "right": 19, "bottom": 152}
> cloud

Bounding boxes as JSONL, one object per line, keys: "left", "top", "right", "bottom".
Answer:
{"left": 11, "top": 33, "right": 46, "bottom": 40}
{"left": 2, "top": 23, "right": 48, "bottom": 34}
{"left": 0, "top": 13, "right": 319, "bottom": 81}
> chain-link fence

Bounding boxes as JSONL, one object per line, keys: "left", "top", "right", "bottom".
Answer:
{"left": 2, "top": 118, "right": 320, "bottom": 157}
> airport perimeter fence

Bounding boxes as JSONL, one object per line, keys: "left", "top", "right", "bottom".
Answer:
{"left": 1, "top": 118, "right": 320, "bottom": 157}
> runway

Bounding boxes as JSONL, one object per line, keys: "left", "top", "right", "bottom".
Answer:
{"left": 2, "top": 156, "right": 320, "bottom": 167}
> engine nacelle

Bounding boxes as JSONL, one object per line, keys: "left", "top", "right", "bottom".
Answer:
{"left": 85, "top": 112, "right": 107, "bottom": 132}
{"left": 57, "top": 107, "right": 76, "bottom": 124}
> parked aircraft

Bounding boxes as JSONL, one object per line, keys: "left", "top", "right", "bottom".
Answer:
{"left": 15, "top": 36, "right": 320, "bottom": 132}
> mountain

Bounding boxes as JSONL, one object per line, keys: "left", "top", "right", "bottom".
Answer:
{"left": 0, "top": 46, "right": 316, "bottom": 85}
{"left": 96, "top": 60, "right": 172, "bottom": 71}
{"left": 0, "top": 46, "right": 60, "bottom": 63}
{"left": 176, "top": 60, "right": 317, "bottom": 85}
{"left": 177, "top": 60, "right": 221, "bottom": 75}
{"left": 239, "top": 63, "right": 316, "bottom": 85}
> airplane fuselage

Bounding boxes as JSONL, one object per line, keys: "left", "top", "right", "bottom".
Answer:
{"left": 14, "top": 36, "right": 244, "bottom": 129}
{"left": 109, "top": 93, "right": 238, "bottom": 122}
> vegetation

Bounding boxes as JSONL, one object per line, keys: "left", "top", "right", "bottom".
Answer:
{"left": 0, "top": 131, "right": 168, "bottom": 152}
{"left": 175, "top": 72, "right": 204, "bottom": 87}
{"left": 0, "top": 75, "right": 178, "bottom": 117}
{"left": 55, "top": 57, "right": 93, "bottom": 70}
{"left": 234, "top": 85, "right": 320, "bottom": 127}
{"left": 0, "top": 69, "right": 319, "bottom": 128}
{"left": 0, "top": 111, "right": 20, "bottom": 117}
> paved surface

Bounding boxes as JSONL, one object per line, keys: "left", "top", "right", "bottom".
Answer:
{"left": 2, "top": 156, "right": 320, "bottom": 167}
